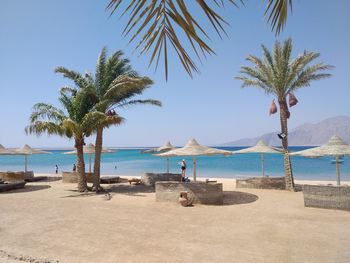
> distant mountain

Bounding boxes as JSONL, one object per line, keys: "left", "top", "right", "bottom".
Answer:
{"left": 222, "top": 116, "right": 350, "bottom": 146}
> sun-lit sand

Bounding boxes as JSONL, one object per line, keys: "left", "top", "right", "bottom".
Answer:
{"left": 1, "top": 173, "right": 350, "bottom": 263}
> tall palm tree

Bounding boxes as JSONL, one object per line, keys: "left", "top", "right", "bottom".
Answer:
{"left": 26, "top": 87, "right": 116, "bottom": 192}
{"left": 56, "top": 48, "right": 161, "bottom": 192}
{"left": 107, "top": 0, "right": 292, "bottom": 79}
{"left": 91, "top": 48, "right": 161, "bottom": 191}
{"left": 235, "top": 38, "right": 333, "bottom": 190}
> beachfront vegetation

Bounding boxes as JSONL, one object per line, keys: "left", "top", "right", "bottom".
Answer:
{"left": 25, "top": 88, "right": 121, "bottom": 192}
{"left": 107, "top": 0, "right": 292, "bottom": 79}
{"left": 89, "top": 48, "right": 161, "bottom": 191}
{"left": 56, "top": 48, "right": 161, "bottom": 192}
{"left": 236, "top": 38, "right": 333, "bottom": 190}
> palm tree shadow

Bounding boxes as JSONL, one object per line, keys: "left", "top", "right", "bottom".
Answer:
{"left": 107, "top": 184, "right": 155, "bottom": 198}
{"left": 223, "top": 191, "right": 259, "bottom": 206}
{"left": 61, "top": 190, "right": 97, "bottom": 198}
{"left": 1, "top": 184, "right": 51, "bottom": 194}
{"left": 61, "top": 184, "right": 155, "bottom": 199}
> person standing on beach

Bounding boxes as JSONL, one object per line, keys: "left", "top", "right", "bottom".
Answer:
{"left": 180, "top": 159, "right": 186, "bottom": 181}
{"left": 55, "top": 164, "right": 58, "bottom": 174}
{"left": 72, "top": 164, "right": 76, "bottom": 172}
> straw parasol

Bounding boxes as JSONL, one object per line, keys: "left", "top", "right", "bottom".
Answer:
{"left": 290, "top": 135, "right": 350, "bottom": 186}
{"left": 231, "top": 140, "right": 283, "bottom": 177}
{"left": 142, "top": 141, "right": 175, "bottom": 154}
{"left": 14, "top": 144, "right": 51, "bottom": 173}
{"left": 0, "top": 144, "right": 15, "bottom": 155}
{"left": 142, "top": 141, "right": 175, "bottom": 173}
{"left": 64, "top": 143, "right": 114, "bottom": 173}
{"left": 156, "top": 138, "right": 232, "bottom": 181}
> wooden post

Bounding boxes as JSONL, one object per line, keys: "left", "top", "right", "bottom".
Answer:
{"left": 261, "top": 153, "right": 265, "bottom": 177}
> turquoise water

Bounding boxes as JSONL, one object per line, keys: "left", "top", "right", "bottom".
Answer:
{"left": 0, "top": 147, "right": 349, "bottom": 181}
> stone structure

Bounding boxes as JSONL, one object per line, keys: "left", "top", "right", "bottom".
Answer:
{"left": 155, "top": 181, "right": 223, "bottom": 205}
{"left": 24, "top": 171, "right": 34, "bottom": 180}
{"left": 236, "top": 177, "right": 286, "bottom": 190}
{"left": 100, "top": 176, "right": 120, "bottom": 184}
{"left": 0, "top": 171, "right": 25, "bottom": 182}
{"left": 62, "top": 172, "right": 94, "bottom": 183}
{"left": 141, "top": 173, "right": 182, "bottom": 186}
{"left": 302, "top": 185, "right": 350, "bottom": 211}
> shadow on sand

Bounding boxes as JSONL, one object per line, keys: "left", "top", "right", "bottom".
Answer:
{"left": 223, "top": 191, "right": 259, "bottom": 206}
{"left": 0, "top": 184, "right": 51, "bottom": 194}
{"left": 61, "top": 183, "right": 155, "bottom": 200}
{"left": 107, "top": 184, "right": 155, "bottom": 198}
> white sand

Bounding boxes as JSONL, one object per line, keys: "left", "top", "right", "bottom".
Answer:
{"left": 1, "top": 174, "right": 350, "bottom": 263}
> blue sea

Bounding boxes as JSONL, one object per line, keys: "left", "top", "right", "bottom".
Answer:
{"left": 0, "top": 146, "right": 349, "bottom": 181}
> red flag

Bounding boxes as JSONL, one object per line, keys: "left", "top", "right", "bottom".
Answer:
{"left": 269, "top": 99, "right": 277, "bottom": 115}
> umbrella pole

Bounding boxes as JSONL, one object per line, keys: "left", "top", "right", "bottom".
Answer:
{"left": 24, "top": 155, "right": 28, "bottom": 173}
{"left": 166, "top": 158, "right": 169, "bottom": 174}
{"left": 261, "top": 153, "right": 265, "bottom": 177}
{"left": 193, "top": 156, "right": 196, "bottom": 182}
{"left": 89, "top": 153, "right": 92, "bottom": 173}
{"left": 336, "top": 156, "right": 340, "bottom": 186}
{"left": 166, "top": 158, "right": 170, "bottom": 181}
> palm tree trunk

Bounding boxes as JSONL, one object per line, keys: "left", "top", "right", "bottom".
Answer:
{"left": 75, "top": 138, "right": 87, "bottom": 192}
{"left": 92, "top": 127, "right": 103, "bottom": 192}
{"left": 278, "top": 98, "right": 295, "bottom": 191}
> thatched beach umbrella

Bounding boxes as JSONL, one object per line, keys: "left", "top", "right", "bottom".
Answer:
{"left": 156, "top": 139, "right": 232, "bottom": 181}
{"left": 14, "top": 144, "right": 50, "bottom": 173}
{"left": 142, "top": 141, "right": 175, "bottom": 173}
{"left": 231, "top": 140, "right": 283, "bottom": 177}
{"left": 291, "top": 135, "right": 350, "bottom": 186}
{"left": 64, "top": 143, "right": 114, "bottom": 173}
{"left": 0, "top": 144, "right": 15, "bottom": 155}
{"left": 142, "top": 141, "right": 175, "bottom": 154}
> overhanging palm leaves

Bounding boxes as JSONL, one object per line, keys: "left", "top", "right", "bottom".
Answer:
{"left": 107, "top": 0, "right": 292, "bottom": 79}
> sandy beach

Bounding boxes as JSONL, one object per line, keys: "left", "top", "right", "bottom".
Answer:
{"left": 1, "top": 174, "right": 350, "bottom": 263}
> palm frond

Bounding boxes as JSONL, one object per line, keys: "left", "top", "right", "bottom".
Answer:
{"left": 95, "top": 47, "right": 108, "bottom": 95}
{"left": 107, "top": 0, "right": 243, "bottom": 80}
{"left": 82, "top": 111, "right": 124, "bottom": 133}
{"left": 29, "top": 103, "right": 66, "bottom": 123}
{"left": 63, "top": 119, "right": 81, "bottom": 135}
{"left": 116, "top": 99, "right": 162, "bottom": 108}
{"left": 290, "top": 63, "right": 334, "bottom": 90}
{"left": 236, "top": 38, "right": 333, "bottom": 99}
{"left": 25, "top": 121, "right": 66, "bottom": 137}
{"left": 264, "top": 0, "right": 292, "bottom": 35}
{"left": 107, "top": 0, "right": 294, "bottom": 79}
{"left": 54, "top": 67, "right": 90, "bottom": 90}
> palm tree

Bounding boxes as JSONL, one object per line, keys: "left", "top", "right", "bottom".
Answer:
{"left": 235, "top": 38, "right": 333, "bottom": 190}
{"left": 26, "top": 87, "right": 117, "bottom": 192}
{"left": 56, "top": 48, "right": 161, "bottom": 192}
{"left": 107, "top": 0, "right": 292, "bottom": 79}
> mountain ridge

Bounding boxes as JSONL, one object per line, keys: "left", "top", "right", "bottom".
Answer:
{"left": 222, "top": 116, "right": 350, "bottom": 146}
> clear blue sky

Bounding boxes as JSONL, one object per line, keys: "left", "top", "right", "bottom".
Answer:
{"left": 0, "top": 0, "right": 349, "bottom": 148}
